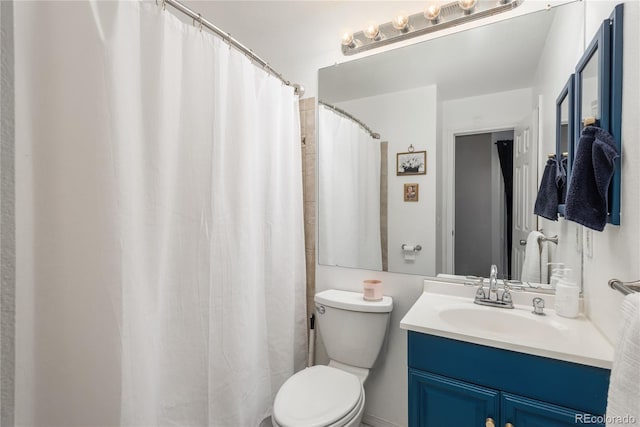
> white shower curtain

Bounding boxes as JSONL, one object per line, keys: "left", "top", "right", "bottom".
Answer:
{"left": 318, "top": 105, "right": 382, "bottom": 271}
{"left": 102, "top": 3, "right": 307, "bottom": 425}
{"left": 19, "top": 2, "right": 306, "bottom": 426}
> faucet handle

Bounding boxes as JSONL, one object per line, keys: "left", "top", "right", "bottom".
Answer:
{"left": 475, "top": 286, "right": 486, "bottom": 300}
{"left": 532, "top": 297, "right": 545, "bottom": 316}
{"left": 501, "top": 288, "right": 513, "bottom": 304}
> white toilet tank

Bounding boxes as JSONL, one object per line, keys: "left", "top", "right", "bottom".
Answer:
{"left": 315, "top": 289, "right": 393, "bottom": 369}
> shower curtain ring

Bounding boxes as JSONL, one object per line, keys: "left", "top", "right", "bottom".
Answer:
{"left": 161, "top": 0, "right": 166, "bottom": 10}
{"left": 226, "top": 33, "right": 232, "bottom": 49}
{"left": 193, "top": 13, "right": 203, "bottom": 31}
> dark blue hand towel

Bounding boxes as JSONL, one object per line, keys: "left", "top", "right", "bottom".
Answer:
{"left": 534, "top": 158, "right": 561, "bottom": 221}
{"left": 565, "top": 126, "right": 619, "bottom": 231}
{"left": 559, "top": 157, "right": 568, "bottom": 204}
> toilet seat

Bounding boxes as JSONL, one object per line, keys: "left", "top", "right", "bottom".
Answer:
{"left": 273, "top": 365, "right": 364, "bottom": 427}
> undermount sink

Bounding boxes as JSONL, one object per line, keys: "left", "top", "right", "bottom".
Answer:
{"left": 438, "top": 306, "right": 565, "bottom": 339}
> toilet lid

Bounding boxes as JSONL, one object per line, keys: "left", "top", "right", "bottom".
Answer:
{"left": 273, "top": 365, "right": 362, "bottom": 427}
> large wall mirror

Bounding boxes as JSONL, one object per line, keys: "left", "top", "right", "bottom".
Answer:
{"left": 318, "top": 1, "right": 584, "bottom": 279}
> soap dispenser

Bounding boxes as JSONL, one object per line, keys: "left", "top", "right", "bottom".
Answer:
{"left": 548, "top": 263, "right": 566, "bottom": 288}
{"left": 554, "top": 269, "right": 579, "bottom": 318}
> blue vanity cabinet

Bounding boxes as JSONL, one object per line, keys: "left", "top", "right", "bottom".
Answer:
{"left": 409, "top": 370, "right": 499, "bottom": 426}
{"left": 502, "top": 393, "right": 599, "bottom": 427}
{"left": 408, "top": 331, "right": 610, "bottom": 427}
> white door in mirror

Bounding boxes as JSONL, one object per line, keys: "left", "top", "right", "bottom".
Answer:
{"left": 513, "top": 103, "right": 540, "bottom": 280}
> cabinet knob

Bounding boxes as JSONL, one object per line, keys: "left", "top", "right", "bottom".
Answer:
{"left": 505, "top": 423, "right": 514, "bottom": 427}
{"left": 485, "top": 418, "right": 495, "bottom": 427}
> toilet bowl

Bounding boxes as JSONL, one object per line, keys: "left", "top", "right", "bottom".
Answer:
{"left": 272, "top": 365, "right": 365, "bottom": 427}
{"left": 272, "top": 290, "right": 393, "bottom": 427}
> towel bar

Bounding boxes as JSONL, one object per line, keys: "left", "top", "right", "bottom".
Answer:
{"left": 609, "top": 279, "right": 640, "bottom": 295}
{"left": 537, "top": 235, "right": 559, "bottom": 244}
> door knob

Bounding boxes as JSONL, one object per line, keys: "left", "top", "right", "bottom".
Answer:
{"left": 485, "top": 418, "right": 495, "bottom": 427}
{"left": 505, "top": 423, "right": 514, "bottom": 427}
{"left": 519, "top": 239, "right": 527, "bottom": 246}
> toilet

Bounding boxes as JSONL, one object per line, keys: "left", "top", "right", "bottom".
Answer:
{"left": 272, "top": 289, "right": 393, "bottom": 427}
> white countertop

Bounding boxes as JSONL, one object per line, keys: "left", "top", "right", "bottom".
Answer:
{"left": 400, "top": 279, "right": 614, "bottom": 369}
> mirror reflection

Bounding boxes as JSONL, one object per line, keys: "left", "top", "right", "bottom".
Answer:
{"left": 581, "top": 49, "right": 600, "bottom": 124}
{"left": 559, "top": 96, "right": 570, "bottom": 155}
{"left": 556, "top": 81, "right": 571, "bottom": 208}
{"left": 318, "top": 2, "right": 583, "bottom": 281}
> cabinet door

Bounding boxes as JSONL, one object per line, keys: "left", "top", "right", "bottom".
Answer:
{"left": 409, "top": 369, "right": 499, "bottom": 427}
{"left": 502, "top": 393, "right": 605, "bottom": 427}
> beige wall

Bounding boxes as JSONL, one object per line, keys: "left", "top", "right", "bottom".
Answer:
{"left": 1, "top": 1, "right": 16, "bottom": 425}
{"left": 300, "top": 97, "right": 316, "bottom": 320}
{"left": 380, "top": 141, "right": 388, "bottom": 272}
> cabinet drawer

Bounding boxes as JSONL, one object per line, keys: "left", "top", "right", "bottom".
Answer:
{"left": 408, "top": 331, "right": 610, "bottom": 415}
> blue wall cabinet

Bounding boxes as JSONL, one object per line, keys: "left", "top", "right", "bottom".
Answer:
{"left": 572, "top": 4, "right": 623, "bottom": 225}
{"left": 407, "top": 331, "right": 609, "bottom": 427}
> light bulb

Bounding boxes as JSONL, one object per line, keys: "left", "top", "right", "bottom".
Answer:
{"left": 458, "top": 0, "right": 477, "bottom": 11}
{"left": 392, "top": 13, "right": 409, "bottom": 31}
{"left": 424, "top": 3, "right": 441, "bottom": 21}
{"left": 341, "top": 31, "right": 354, "bottom": 46}
{"left": 363, "top": 21, "right": 380, "bottom": 40}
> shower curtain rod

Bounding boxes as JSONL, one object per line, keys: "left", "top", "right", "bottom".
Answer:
{"left": 160, "top": 0, "right": 304, "bottom": 96}
{"left": 319, "top": 100, "right": 381, "bottom": 139}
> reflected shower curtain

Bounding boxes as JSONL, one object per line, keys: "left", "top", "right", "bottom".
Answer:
{"left": 318, "top": 105, "right": 382, "bottom": 271}
{"left": 98, "top": 3, "right": 306, "bottom": 426}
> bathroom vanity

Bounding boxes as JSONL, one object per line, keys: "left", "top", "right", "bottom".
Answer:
{"left": 401, "top": 280, "right": 613, "bottom": 427}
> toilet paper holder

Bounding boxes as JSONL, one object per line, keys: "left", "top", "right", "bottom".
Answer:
{"left": 401, "top": 244, "right": 422, "bottom": 252}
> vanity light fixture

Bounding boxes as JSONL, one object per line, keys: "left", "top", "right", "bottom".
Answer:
{"left": 341, "top": 31, "right": 355, "bottom": 48}
{"left": 392, "top": 13, "right": 410, "bottom": 32}
{"left": 424, "top": 3, "right": 442, "bottom": 22}
{"left": 342, "top": 0, "right": 523, "bottom": 55}
{"left": 458, "top": 0, "right": 478, "bottom": 13}
{"left": 363, "top": 21, "right": 381, "bottom": 40}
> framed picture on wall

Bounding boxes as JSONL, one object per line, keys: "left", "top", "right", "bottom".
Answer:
{"left": 397, "top": 151, "right": 426, "bottom": 175}
{"left": 404, "top": 183, "right": 419, "bottom": 202}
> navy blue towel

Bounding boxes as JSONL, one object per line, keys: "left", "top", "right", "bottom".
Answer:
{"left": 534, "top": 158, "right": 562, "bottom": 221}
{"left": 565, "top": 126, "right": 619, "bottom": 231}
{"left": 558, "top": 156, "right": 568, "bottom": 204}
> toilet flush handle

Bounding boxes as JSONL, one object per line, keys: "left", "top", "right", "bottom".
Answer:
{"left": 316, "top": 304, "right": 326, "bottom": 315}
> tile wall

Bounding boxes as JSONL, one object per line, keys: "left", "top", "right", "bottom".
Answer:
{"left": 299, "top": 97, "right": 316, "bottom": 319}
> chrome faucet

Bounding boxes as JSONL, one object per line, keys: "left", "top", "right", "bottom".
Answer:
{"left": 474, "top": 264, "right": 514, "bottom": 309}
{"left": 489, "top": 264, "right": 498, "bottom": 294}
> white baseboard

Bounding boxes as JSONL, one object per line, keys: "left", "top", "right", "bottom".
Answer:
{"left": 362, "top": 413, "right": 401, "bottom": 427}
